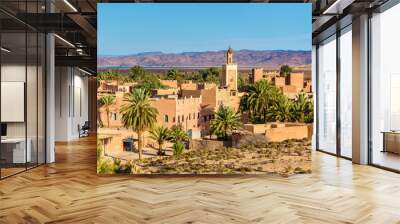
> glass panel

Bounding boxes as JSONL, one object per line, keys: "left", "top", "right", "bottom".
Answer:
{"left": 38, "top": 32, "right": 45, "bottom": 165}
{"left": 317, "top": 35, "right": 337, "bottom": 154}
{"left": 27, "top": 31, "right": 38, "bottom": 169}
{"left": 371, "top": 4, "right": 400, "bottom": 171}
{"left": 339, "top": 27, "right": 352, "bottom": 158}
{"left": 1, "top": 30, "right": 27, "bottom": 177}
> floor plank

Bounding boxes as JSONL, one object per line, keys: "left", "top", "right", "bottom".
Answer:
{"left": 0, "top": 136, "right": 400, "bottom": 223}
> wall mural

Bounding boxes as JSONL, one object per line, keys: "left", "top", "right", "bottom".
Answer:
{"left": 97, "top": 3, "right": 313, "bottom": 176}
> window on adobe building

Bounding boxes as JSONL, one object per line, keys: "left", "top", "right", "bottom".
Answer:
{"left": 204, "top": 116, "right": 207, "bottom": 122}
{"left": 198, "top": 113, "right": 200, "bottom": 119}
{"left": 178, "top": 116, "right": 181, "bottom": 123}
{"left": 164, "top": 115, "right": 169, "bottom": 123}
{"left": 181, "top": 115, "right": 184, "bottom": 121}
{"left": 208, "top": 115, "right": 212, "bottom": 120}
{"left": 189, "top": 114, "right": 191, "bottom": 120}
{"left": 173, "top": 117, "right": 176, "bottom": 123}
{"left": 113, "top": 113, "right": 117, "bottom": 121}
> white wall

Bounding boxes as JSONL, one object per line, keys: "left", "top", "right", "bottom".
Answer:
{"left": 54, "top": 67, "right": 89, "bottom": 141}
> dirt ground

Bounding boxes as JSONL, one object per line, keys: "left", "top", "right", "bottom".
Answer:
{"left": 98, "top": 128, "right": 311, "bottom": 176}
{"left": 134, "top": 139, "right": 311, "bottom": 176}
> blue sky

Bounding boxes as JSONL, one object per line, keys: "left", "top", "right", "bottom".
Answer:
{"left": 98, "top": 4, "right": 311, "bottom": 56}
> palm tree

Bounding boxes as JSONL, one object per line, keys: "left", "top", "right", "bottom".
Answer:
{"left": 247, "top": 80, "right": 270, "bottom": 122}
{"left": 120, "top": 88, "right": 158, "bottom": 160}
{"left": 210, "top": 105, "right": 242, "bottom": 140}
{"left": 172, "top": 142, "right": 185, "bottom": 158}
{"left": 99, "top": 95, "right": 116, "bottom": 128}
{"left": 149, "top": 126, "right": 170, "bottom": 156}
{"left": 246, "top": 80, "right": 282, "bottom": 123}
{"left": 268, "top": 95, "right": 293, "bottom": 122}
{"left": 169, "top": 125, "right": 189, "bottom": 144}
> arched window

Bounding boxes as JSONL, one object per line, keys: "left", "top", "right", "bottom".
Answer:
{"left": 164, "top": 115, "right": 169, "bottom": 123}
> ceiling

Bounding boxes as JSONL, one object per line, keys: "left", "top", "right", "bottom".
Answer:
{"left": 0, "top": 0, "right": 394, "bottom": 73}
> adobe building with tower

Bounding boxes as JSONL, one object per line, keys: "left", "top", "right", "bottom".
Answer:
{"left": 220, "top": 47, "right": 238, "bottom": 94}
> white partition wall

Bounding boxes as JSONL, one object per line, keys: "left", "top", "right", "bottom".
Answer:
{"left": 55, "top": 67, "right": 89, "bottom": 141}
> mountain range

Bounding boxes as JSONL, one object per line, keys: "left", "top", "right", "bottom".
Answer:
{"left": 98, "top": 50, "right": 311, "bottom": 69}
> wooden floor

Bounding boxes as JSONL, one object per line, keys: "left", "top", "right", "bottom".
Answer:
{"left": 1, "top": 136, "right": 400, "bottom": 224}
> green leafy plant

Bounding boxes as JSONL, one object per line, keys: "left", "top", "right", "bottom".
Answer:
{"left": 291, "top": 93, "right": 313, "bottom": 123}
{"left": 173, "top": 142, "right": 185, "bottom": 158}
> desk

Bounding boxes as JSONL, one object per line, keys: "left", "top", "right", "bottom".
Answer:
{"left": 381, "top": 131, "right": 400, "bottom": 154}
{"left": 1, "top": 138, "right": 31, "bottom": 163}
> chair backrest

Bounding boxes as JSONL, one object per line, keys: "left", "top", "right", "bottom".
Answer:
{"left": 82, "top": 121, "right": 90, "bottom": 129}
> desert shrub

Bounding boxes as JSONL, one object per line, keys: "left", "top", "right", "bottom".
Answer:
{"left": 237, "top": 166, "right": 252, "bottom": 173}
{"left": 173, "top": 142, "right": 185, "bottom": 158}
{"left": 97, "top": 158, "right": 114, "bottom": 174}
{"left": 113, "top": 158, "right": 121, "bottom": 166}
{"left": 235, "top": 134, "right": 268, "bottom": 148}
{"left": 127, "top": 160, "right": 141, "bottom": 174}
{"left": 282, "top": 165, "right": 294, "bottom": 175}
{"left": 113, "top": 158, "right": 125, "bottom": 173}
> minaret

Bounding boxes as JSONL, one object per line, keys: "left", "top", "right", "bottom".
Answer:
{"left": 227, "top": 47, "right": 233, "bottom": 64}
{"left": 220, "top": 47, "right": 238, "bottom": 92}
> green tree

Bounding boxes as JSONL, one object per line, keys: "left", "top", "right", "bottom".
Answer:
{"left": 129, "top": 65, "right": 146, "bottom": 81}
{"left": 166, "top": 68, "right": 182, "bottom": 81}
{"left": 139, "top": 75, "right": 164, "bottom": 91}
{"left": 210, "top": 105, "right": 242, "bottom": 140}
{"left": 280, "top": 64, "right": 292, "bottom": 77}
{"left": 239, "top": 94, "right": 250, "bottom": 114}
{"left": 149, "top": 126, "right": 170, "bottom": 156}
{"left": 199, "top": 67, "right": 220, "bottom": 84}
{"left": 98, "top": 70, "right": 119, "bottom": 81}
{"left": 99, "top": 94, "right": 116, "bottom": 128}
{"left": 238, "top": 74, "right": 249, "bottom": 91}
{"left": 120, "top": 88, "right": 158, "bottom": 160}
{"left": 169, "top": 125, "right": 189, "bottom": 144}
